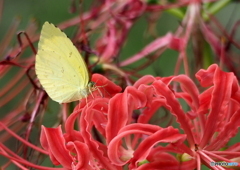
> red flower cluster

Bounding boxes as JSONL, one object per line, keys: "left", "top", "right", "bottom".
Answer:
{"left": 1, "top": 1, "right": 240, "bottom": 169}
{"left": 41, "top": 64, "right": 240, "bottom": 169}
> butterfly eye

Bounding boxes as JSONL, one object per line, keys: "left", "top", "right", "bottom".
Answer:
{"left": 88, "top": 81, "right": 96, "bottom": 87}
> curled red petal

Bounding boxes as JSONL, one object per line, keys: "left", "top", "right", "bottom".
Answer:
{"left": 152, "top": 80, "right": 195, "bottom": 145}
{"left": 80, "top": 98, "right": 120, "bottom": 170}
{"left": 168, "top": 75, "right": 200, "bottom": 111}
{"left": 108, "top": 123, "right": 162, "bottom": 166}
{"left": 40, "top": 126, "right": 72, "bottom": 169}
{"left": 199, "top": 65, "right": 235, "bottom": 148}
{"left": 205, "top": 108, "right": 240, "bottom": 151}
{"left": 133, "top": 75, "right": 156, "bottom": 88}
{"left": 106, "top": 86, "right": 147, "bottom": 143}
{"left": 129, "top": 126, "right": 186, "bottom": 169}
{"left": 195, "top": 64, "right": 217, "bottom": 87}
{"left": 66, "top": 141, "right": 90, "bottom": 169}
{"left": 91, "top": 73, "right": 122, "bottom": 97}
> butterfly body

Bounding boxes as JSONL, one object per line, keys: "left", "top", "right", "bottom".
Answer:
{"left": 35, "top": 22, "right": 93, "bottom": 103}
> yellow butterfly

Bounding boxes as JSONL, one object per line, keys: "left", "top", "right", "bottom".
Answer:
{"left": 35, "top": 22, "right": 95, "bottom": 103}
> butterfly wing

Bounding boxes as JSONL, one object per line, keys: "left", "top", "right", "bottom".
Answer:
{"left": 35, "top": 22, "right": 90, "bottom": 103}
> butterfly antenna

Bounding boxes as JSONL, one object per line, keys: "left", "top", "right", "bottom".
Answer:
{"left": 93, "top": 78, "right": 111, "bottom": 98}
{"left": 96, "top": 86, "right": 103, "bottom": 97}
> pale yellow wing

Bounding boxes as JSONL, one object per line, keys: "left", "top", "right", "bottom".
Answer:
{"left": 35, "top": 22, "right": 90, "bottom": 103}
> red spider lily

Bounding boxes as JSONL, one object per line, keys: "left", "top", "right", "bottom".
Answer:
{"left": 1, "top": 1, "right": 240, "bottom": 169}
{"left": 40, "top": 64, "right": 240, "bottom": 169}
